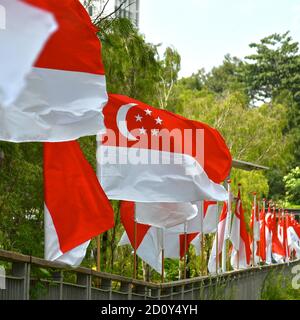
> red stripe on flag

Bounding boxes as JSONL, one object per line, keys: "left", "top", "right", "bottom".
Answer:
{"left": 44, "top": 141, "right": 114, "bottom": 253}
{"left": 120, "top": 201, "right": 151, "bottom": 250}
{"left": 24, "top": 0, "right": 105, "bottom": 75}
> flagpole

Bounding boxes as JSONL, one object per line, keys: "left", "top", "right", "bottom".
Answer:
{"left": 237, "top": 183, "right": 242, "bottom": 270}
{"left": 216, "top": 202, "right": 220, "bottom": 275}
{"left": 133, "top": 203, "right": 138, "bottom": 279}
{"left": 200, "top": 201, "right": 205, "bottom": 276}
{"left": 201, "top": 233, "right": 205, "bottom": 275}
{"left": 257, "top": 198, "right": 261, "bottom": 266}
{"left": 95, "top": 146, "right": 101, "bottom": 274}
{"left": 222, "top": 179, "right": 231, "bottom": 273}
{"left": 252, "top": 192, "right": 257, "bottom": 267}
{"left": 272, "top": 204, "right": 277, "bottom": 266}
{"left": 285, "top": 210, "right": 289, "bottom": 264}
{"left": 161, "top": 228, "right": 165, "bottom": 283}
{"left": 97, "top": 235, "right": 101, "bottom": 272}
{"left": 183, "top": 222, "right": 188, "bottom": 279}
{"left": 261, "top": 198, "right": 266, "bottom": 265}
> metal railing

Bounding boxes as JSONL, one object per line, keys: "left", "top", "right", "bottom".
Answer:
{"left": 0, "top": 249, "right": 297, "bottom": 300}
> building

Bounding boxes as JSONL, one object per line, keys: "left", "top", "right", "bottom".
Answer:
{"left": 115, "top": 0, "right": 140, "bottom": 27}
{"left": 81, "top": 0, "right": 140, "bottom": 27}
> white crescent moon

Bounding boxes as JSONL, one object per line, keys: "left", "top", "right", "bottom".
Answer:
{"left": 117, "top": 103, "right": 138, "bottom": 141}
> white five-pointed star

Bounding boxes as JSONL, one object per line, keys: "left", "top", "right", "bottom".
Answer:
{"left": 135, "top": 114, "right": 143, "bottom": 122}
{"left": 151, "top": 129, "right": 159, "bottom": 136}
{"left": 139, "top": 127, "right": 146, "bottom": 135}
{"left": 155, "top": 117, "right": 163, "bottom": 125}
{"left": 145, "top": 108, "right": 152, "bottom": 116}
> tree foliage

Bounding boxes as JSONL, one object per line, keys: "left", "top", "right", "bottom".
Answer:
{"left": 284, "top": 167, "right": 300, "bottom": 205}
{"left": 242, "top": 32, "right": 300, "bottom": 103}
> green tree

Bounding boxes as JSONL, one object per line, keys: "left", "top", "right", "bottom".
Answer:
{"left": 156, "top": 46, "right": 181, "bottom": 109}
{"left": 177, "top": 69, "right": 206, "bottom": 92}
{"left": 205, "top": 54, "right": 245, "bottom": 95}
{"left": 243, "top": 32, "right": 300, "bottom": 104}
{"left": 98, "top": 18, "right": 161, "bottom": 105}
{"left": 239, "top": 32, "right": 300, "bottom": 192}
{"left": 283, "top": 167, "right": 300, "bottom": 205}
{"left": 0, "top": 142, "right": 44, "bottom": 256}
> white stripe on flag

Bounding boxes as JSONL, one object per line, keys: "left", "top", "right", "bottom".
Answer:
{"left": 119, "top": 229, "right": 162, "bottom": 274}
{"left": 98, "top": 146, "right": 228, "bottom": 202}
{"left": 0, "top": 67, "right": 107, "bottom": 142}
{"left": 0, "top": 0, "right": 57, "bottom": 106}
{"left": 44, "top": 205, "right": 90, "bottom": 267}
{"left": 135, "top": 202, "right": 198, "bottom": 229}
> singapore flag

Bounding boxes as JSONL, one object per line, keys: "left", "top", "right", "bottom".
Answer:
{"left": 0, "top": 0, "right": 107, "bottom": 142}
{"left": 97, "top": 94, "right": 232, "bottom": 203}
{"left": 0, "top": 0, "right": 57, "bottom": 107}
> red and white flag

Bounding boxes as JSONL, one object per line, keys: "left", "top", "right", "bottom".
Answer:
{"left": 257, "top": 204, "right": 266, "bottom": 262}
{"left": 277, "top": 212, "right": 289, "bottom": 262}
{"left": 119, "top": 226, "right": 199, "bottom": 273}
{"left": 1, "top": 0, "right": 107, "bottom": 142}
{"left": 166, "top": 231, "right": 198, "bottom": 260}
{"left": 190, "top": 201, "right": 219, "bottom": 234}
{"left": 265, "top": 206, "right": 273, "bottom": 264}
{"left": 208, "top": 202, "right": 227, "bottom": 274}
{"left": 287, "top": 215, "right": 300, "bottom": 259}
{"left": 268, "top": 209, "right": 285, "bottom": 263}
{"left": 157, "top": 200, "right": 218, "bottom": 258}
{"left": 250, "top": 200, "right": 260, "bottom": 264}
{"left": 119, "top": 201, "right": 162, "bottom": 273}
{"left": 0, "top": 0, "right": 57, "bottom": 106}
{"left": 119, "top": 201, "right": 201, "bottom": 273}
{"left": 98, "top": 94, "right": 232, "bottom": 203}
{"left": 119, "top": 200, "right": 220, "bottom": 272}
{"left": 278, "top": 213, "right": 284, "bottom": 245}
{"left": 230, "top": 190, "right": 251, "bottom": 270}
{"left": 188, "top": 201, "right": 220, "bottom": 255}
{"left": 44, "top": 141, "right": 114, "bottom": 266}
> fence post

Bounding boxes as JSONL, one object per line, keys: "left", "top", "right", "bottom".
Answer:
{"left": 101, "top": 278, "right": 112, "bottom": 300}
{"left": 119, "top": 282, "right": 132, "bottom": 300}
{"left": 12, "top": 262, "right": 30, "bottom": 300}
{"left": 77, "top": 273, "right": 91, "bottom": 300}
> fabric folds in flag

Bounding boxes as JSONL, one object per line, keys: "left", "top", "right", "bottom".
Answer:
{"left": 134, "top": 202, "right": 198, "bottom": 229}
{"left": 0, "top": 0, "right": 57, "bottom": 107}
{"left": 287, "top": 215, "right": 300, "bottom": 259}
{"left": 230, "top": 191, "right": 251, "bottom": 270}
{"left": 44, "top": 141, "right": 114, "bottom": 266}
{"left": 208, "top": 202, "right": 227, "bottom": 274}
{"left": 1, "top": 0, "right": 107, "bottom": 142}
{"left": 98, "top": 94, "right": 232, "bottom": 203}
{"left": 258, "top": 206, "right": 266, "bottom": 262}
{"left": 250, "top": 202, "right": 260, "bottom": 264}
{"left": 119, "top": 201, "right": 205, "bottom": 273}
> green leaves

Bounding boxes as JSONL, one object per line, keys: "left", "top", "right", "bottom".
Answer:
{"left": 0, "top": 141, "right": 43, "bottom": 256}
{"left": 98, "top": 17, "right": 161, "bottom": 104}
{"left": 243, "top": 32, "right": 300, "bottom": 104}
{"left": 284, "top": 167, "right": 300, "bottom": 205}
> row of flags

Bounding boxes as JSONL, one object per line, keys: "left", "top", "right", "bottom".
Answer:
{"left": 119, "top": 201, "right": 218, "bottom": 273}
{"left": 118, "top": 190, "right": 300, "bottom": 277}
{"left": 1, "top": 1, "right": 298, "bottom": 278}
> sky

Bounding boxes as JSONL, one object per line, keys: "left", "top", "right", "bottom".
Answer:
{"left": 139, "top": 0, "right": 300, "bottom": 78}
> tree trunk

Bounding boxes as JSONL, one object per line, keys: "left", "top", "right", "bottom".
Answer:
{"left": 142, "top": 261, "right": 151, "bottom": 282}
{"left": 102, "top": 231, "right": 108, "bottom": 271}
